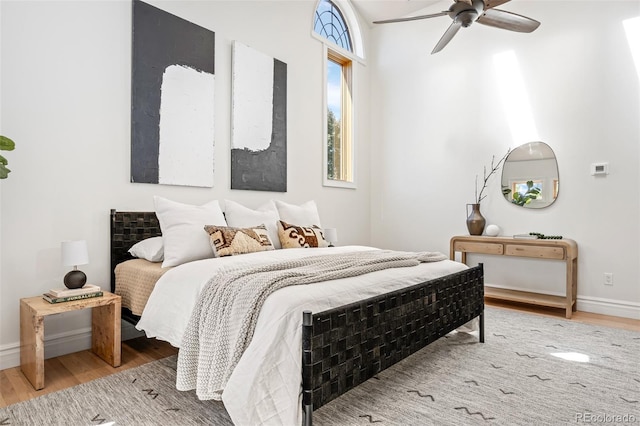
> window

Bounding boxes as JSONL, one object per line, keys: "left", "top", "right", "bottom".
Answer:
{"left": 507, "top": 179, "right": 543, "bottom": 206}
{"left": 313, "top": 0, "right": 362, "bottom": 188}
{"left": 314, "top": 0, "right": 352, "bottom": 52}
{"left": 326, "top": 51, "right": 352, "bottom": 182}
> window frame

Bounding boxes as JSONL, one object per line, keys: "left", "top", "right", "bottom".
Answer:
{"left": 312, "top": 0, "right": 363, "bottom": 189}
{"left": 311, "top": 0, "right": 365, "bottom": 62}
{"left": 322, "top": 46, "right": 356, "bottom": 188}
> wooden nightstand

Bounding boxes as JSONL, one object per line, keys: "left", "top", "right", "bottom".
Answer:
{"left": 20, "top": 291, "right": 122, "bottom": 390}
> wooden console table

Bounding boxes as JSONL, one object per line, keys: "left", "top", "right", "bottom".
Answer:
{"left": 450, "top": 236, "right": 578, "bottom": 318}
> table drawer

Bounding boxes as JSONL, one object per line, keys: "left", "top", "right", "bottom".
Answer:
{"left": 454, "top": 241, "right": 503, "bottom": 255}
{"left": 505, "top": 244, "right": 564, "bottom": 259}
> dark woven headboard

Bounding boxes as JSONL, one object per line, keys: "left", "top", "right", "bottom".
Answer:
{"left": 110, "top": 209, "right": 161, "bottom": 293}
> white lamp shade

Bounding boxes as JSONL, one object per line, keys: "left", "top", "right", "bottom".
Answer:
{"left": 61, "top": 240, "right": 89, "bottom": 267}
{"left": 323, "top": 228, "right": 338, "bottom": 243}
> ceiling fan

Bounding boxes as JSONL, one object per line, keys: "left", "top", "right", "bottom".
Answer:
{"left": 373, "top": 0, "right": 540, "bottom": 54}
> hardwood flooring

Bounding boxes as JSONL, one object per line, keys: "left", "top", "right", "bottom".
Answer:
{"left": 0, "top": 336, "right": 177, "bottom": 408}
{"left": 1, "top": 301, "right": 638, "bottom": 408}
{"left": 486, "top": 298, "right": 640, "bottom": 332}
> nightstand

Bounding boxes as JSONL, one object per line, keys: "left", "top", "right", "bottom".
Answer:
{"left": 20, "top": 291, "right": 122, "bottom": 390}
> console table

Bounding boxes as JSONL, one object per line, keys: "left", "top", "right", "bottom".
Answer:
{"left": 450, "top": 236, "right": 578, "bottom": 318}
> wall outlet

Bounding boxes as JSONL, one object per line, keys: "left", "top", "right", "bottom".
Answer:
{"left": 604, "top": 272, "right": 613, "bottom": 286}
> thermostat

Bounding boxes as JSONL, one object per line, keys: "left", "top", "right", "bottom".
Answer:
{"left": 590, "top": 162, "right": 609, "bottom": 176}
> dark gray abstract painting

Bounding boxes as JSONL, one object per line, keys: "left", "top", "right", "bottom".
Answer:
{"left": 231, "top": 41, "right": 287, "bottom": 192}
{"left": 131, "top": 0, "right": 215, "bottom": 187}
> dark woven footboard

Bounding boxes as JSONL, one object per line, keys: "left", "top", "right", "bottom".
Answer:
{"left": 302, "top": 264, "right": 484, "bottom": 425}
{"left": 110, "top": 209, "right": 162, "bottom": 324}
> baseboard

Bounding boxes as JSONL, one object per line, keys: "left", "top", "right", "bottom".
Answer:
{"left": 0, "top": 327, "right": 91, "bottom": 371}
{"left": 0, "top": 321, "right": 145, "bottom": 371}
{"left": 0, "top": 343, "right": 21, "bottom": 372}
{"left": 486, "top": 284, "right": 640, "bottom": 320}
{"left": 576, "top": 296, "right": 640, "bottom": 320}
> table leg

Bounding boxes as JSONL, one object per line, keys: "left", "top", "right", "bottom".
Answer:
{"left": 20, "top": 301, "right": 45, "bottom": 390}
{"left": 565, "top": 257, "right": 576, "bottom": 319}
{"left": 91, "top": 299, "right": 121, "bottom": 367}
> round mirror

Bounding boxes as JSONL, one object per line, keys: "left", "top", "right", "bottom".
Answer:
{"left": 501, "top": 142, "right": 559, "bottom": 209}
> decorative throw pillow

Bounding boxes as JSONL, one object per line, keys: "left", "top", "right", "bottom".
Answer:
{"left": 128, "top": 236, "right": 164, "bottom": 262}
{"left": 154, "top": 196, "right": 227, "bottom": 268}
{"left": 224, "top": 200, "right": 281, "bottom": 249}
{"left": 204, "top": 224, "right": 274, "bottom": 257}
{"left": 277, "top": 220, "right": 329, "bottom": 249}
{"left": 274, "top": 200, "right": 322, "bottom": 227}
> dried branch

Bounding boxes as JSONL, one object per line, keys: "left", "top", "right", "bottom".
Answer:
{"left": 476, "top": 148, "right": 511, "bottom": 204}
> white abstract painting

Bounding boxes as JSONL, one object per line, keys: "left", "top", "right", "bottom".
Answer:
{"left": 232, "top": 42, "right": 273, "bottom": 152}
{"left": 231, "top": 41, "right": 287, "bottom": 192}
{"left": 131, "top": 0, "right": 215, "bottom": 187}
{"left": 158, "top": 65, "right": 215, "bottom": 187}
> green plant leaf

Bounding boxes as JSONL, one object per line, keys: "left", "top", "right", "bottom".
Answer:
{"left": 0, "top": 163, "right": 10, "bottom": 179}
{"left": 0, "top": 154, "right": 7, "bottom": 165}
{"left": 0, "top": 136, "right": 15, "bottom": 151}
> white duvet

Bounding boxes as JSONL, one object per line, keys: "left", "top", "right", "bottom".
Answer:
{"left": 136, "top": 246, "right": 468, "bottom": 425}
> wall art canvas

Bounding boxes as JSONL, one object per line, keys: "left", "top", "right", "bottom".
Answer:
{"left": 231, "top": 41, "right": 287, "bottom": 192}
{"left": 131, "top": 0, "right": 215, "bottom": 187}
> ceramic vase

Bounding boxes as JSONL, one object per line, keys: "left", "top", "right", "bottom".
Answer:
{"left": 466, "top": 203, "right": 486, "bottom": 236}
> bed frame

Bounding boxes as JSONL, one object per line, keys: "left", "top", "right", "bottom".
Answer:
{"left": 110, "top": 209, "right": 484, "bottom": 426}
{"left": 110, "top": 209, "right": 162, "bottom": 325}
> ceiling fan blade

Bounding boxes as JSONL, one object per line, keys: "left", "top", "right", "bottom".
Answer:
{"left": 431, "top": 21, "right": 463, "bottom": 54}
{"left": 484, "top": 0, "right": 511, "bottom": 9}
{"left": 373, "top": 11, "right": 448, "bottom": 25}
{"left": 477, "top": 8, "right": 540, "bottom": 32}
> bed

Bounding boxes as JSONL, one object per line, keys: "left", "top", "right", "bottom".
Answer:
{"left": 110, "top": 209, "right": 485, "bottom": 425}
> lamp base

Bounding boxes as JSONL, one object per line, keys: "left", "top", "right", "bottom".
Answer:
{"left": 64, "top": 270, "right": 87, "bottom": 289}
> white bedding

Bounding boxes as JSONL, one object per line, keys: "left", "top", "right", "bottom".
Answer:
{"left": 136, "top": 245, "right": 469, "bottom": 425}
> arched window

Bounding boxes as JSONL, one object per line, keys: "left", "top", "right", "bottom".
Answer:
{"left": 313, "top": 0, "right": 362, "bottom": 188}
{"left": 314, "top": 0, "right": 352, "bottom": 52}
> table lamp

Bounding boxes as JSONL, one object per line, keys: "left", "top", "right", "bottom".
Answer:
{"left": 61, "top": 240, "right": 89, "bottom": 289}
{"left": 323, "top": 228, "right": 338, "bottom": 247}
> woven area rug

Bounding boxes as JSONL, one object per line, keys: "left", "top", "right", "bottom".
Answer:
{"left": 1, "top": 307, "right": 638, "bottom": 425}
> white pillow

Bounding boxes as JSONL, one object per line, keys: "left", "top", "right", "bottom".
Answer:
{"left": 274, "top": 200, "right": 322, "bottom": 227}
{"left": 154, "top": 196, "right": 227, "bottom": 268}
{"left": 128, "top": 236, "right": 164, "bottom": 262}
{"left": 224, "top": 200, "right": 281, "bottom": 249}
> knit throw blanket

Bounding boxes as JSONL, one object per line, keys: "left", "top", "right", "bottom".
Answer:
{"left": 176, "top": 249, "right": 447, "bottom": 400}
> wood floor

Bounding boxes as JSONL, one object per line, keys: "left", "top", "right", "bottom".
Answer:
{"left": 0, "top": 335, "right": 177, "bottom": 408}
{"left": 1, "top": 300, "right": 638, "bottom": 409}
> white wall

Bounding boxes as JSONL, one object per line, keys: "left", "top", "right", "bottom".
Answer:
{"left": 370, "top": 1, "right": 640, "bottom": 318}
{"left": 2, "top": 0, "right": 638, "bottom": 372}
{"left": 0, "top": 0, "right": 372, "bottom": 369}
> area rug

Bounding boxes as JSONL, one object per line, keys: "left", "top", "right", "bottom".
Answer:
{"left": 1, "top": 307, "right": 638, "bottom": 425}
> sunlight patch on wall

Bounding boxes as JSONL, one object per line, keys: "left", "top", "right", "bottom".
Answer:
{"left": 493, "top": 50, "right": 539, "bottom": 143}
{"left": 623, "top": 16, "right": 640, "bottom": 82}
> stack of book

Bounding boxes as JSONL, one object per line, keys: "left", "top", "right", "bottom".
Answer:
{"left": 513, "top": 234, "right": 539, "bottom": 239}
{"left": 43, "top": 284, "right": 103, "bottom": 304}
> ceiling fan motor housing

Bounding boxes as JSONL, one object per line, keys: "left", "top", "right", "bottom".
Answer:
{"left": 449, "top": 0, "right": 485, "bottom": 27}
